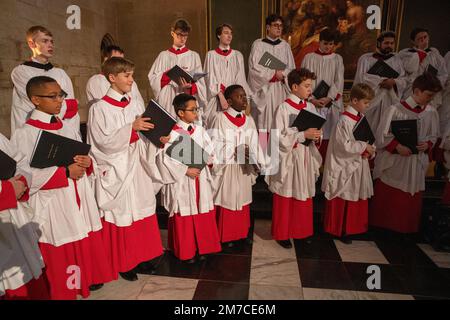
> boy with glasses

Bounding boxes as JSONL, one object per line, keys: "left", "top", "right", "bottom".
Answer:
{"left": 10, "top": 26, "right": 80, "bottom": 137}
{"left": 158, "top": 93, "right": 221, "bottom": 263}
{"left": 148, "top": 19, "right": 207, "bottom": 119}
{"left": 248, "top": 14, "right": 295, "bottom": 131}
{"left": 10, "top": 76, "right": 114, "bottom": 299}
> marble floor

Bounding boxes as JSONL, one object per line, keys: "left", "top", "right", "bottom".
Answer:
{"left": 86, "top": 216, "right": 450, "bottom": 301}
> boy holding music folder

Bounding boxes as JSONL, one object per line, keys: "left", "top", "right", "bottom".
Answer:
{"left": 370, "top": 73, "right": 442, "bottom": 234}
{"left": 0, "top": 133, "right": 49, "bottom": 300}
{"left": 265, "top": 68, "right": 324, "bottom": 249}
{"left": 148, "top": 19, "right": 207, "bottom": 119}
{"left": 158, "top": 93, "right": 221, "bottom": 263}
{"left": 321, "top": 83, "right": 376, "bottom": 244}
{"left": 301, "top": 28, "right": 345, "bottom": 160}
{"left": 10, "top": 76, "right": 114, "bottom": 299}
{"left": 209, "top": 85, "right": 266, "bottom": 247}
{"left": 87, "top": 57, "right": 172, "bottom": 281}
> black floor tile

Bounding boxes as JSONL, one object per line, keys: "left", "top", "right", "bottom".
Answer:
{"left": 414, "top": 295, "right": 450, "bottom": 300}
{"left": 298, "top": 259, "right": 355, "bottom": 290}
{"left": 294, "top": 238, "right": 342, "bottom": 262}
{"left": 344, "top": 262, "right": 408, "bottom": 294}
{"left": 375, "top": 239, "right": 436, "bottom": 267}
{"left": 392, "top": 265, "right": 450, "bottom": 298}
{"left": 199, "top": 254, "right": 251, "bottom": 283}
{"left": 218, "top": 239, "right": 253, "bottom": 256}
{"left": 193, "top": 280, "right": 249, "bottom": 300}
{"left": 151, "top": 251, "right": 205, "bottom": 279}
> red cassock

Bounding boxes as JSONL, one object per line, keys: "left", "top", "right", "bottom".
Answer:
{"left": 323, "top": 198, "right": 368, "bottom": 237}
{"left": 216, "top": 205, "right": 251, "bottom": 243}
{"left": 370, "top": 179, "right": 423, "bottom": 233}
{"left": 272, "top": 194, "right": 313, "bottom": 240}
{"left": 165, "top": 124, "right": 221, "bottom": 260}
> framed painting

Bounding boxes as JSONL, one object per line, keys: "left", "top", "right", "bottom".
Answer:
{"left": 279, "top": 0, "right": 386, "bottom": 85}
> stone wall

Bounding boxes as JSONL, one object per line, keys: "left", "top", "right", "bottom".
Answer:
{"left": 115, "top": 0, "right": 208, "bottom": 103}
{"left": 0, "top": 0, "right": 209, "bottom": 137}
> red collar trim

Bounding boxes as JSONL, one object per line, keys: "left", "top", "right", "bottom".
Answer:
{"left": 102, "top": 95, "right": 131, "bottom": 108}
{"left": 285, "top": 99, "right": 307, "bottom": 110}
{"left": 224, "top": 111, "right": 246, "bottom": 127}
{"left": 168, "top": 47, "right": 189, "bottom": 55}
{"left": 401, "top": 100, "right": 425, "bottom": 114}
{"left": 342, "top": 111, "right": 361, "bottom": 122}
{"left": 215, "top": 48, "right": 232, "bottom": 56}
{"left": 314, "top": 49, "right": 333, "bottom": 56}
{"left": 26, "top": 118, "right": 63, "bottom": 130}
{"left": 173, "top": 124, "right": 195, "bottom": 135}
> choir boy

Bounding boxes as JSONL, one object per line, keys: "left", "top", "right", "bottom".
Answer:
{"left": 265, "top": 68, "right": 322, "bottom": 248}
{"left": 321, "top": 83, "right": 376, "bottom": 244}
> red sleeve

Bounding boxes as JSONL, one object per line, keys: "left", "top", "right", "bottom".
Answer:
{"left": 18, "top": 176, "right": 30, "bottom": 202}
{"left": 161, "top": 72, "right": 171, "bottom": 89}
{"left": 190, "top": 83, "right": 198, "bottom": 96}
{"left": 63, "top": 99, "right": 79, "bottom": 120}
{"left": 269, "top": 73, "right": 279, "bottom": 83}
{"left": 130, "top": 130, "right": 140, "bottom": 144}
{"left": 220, "top": 84, "right": 226, "bottom": 93}
{"left": 86, "top": 161, "right": 94, "bottom": 177}
{"left": 361, "top": 150, "right": 370, "bottom": 157}
{"left": 41, "top": 167, "right": 69, "bottom": 190}
{"left": 335, "top": 93, "right": 341, "bottom": 101}
{"left": 0, "top": 181, "right": 18, "bottom": 211}
{"left": 385, "top": 139, "right": 399, "bottom": 154}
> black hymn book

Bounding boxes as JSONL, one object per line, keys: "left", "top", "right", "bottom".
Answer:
{"left": 141, "top": 99, "right": 177, "bottom": 148}
{"left": 30, "top": 131, "right": 91, "bottom": 169}
{"left": 353, "top": 116, "right": 376, "bottom": 145}
{"left": 0, "top": 150, "right": 17, "bottom": 180}
{"left": 390, "top": 119, "right": 418, "bottom": 154}
{"left": 166, "top": 65, "right": 207, "bottom": 86}
{"left": 290, "top": 109, "right": 327, "bottom": 146}
{"left": 312, "top": 80, "right": 330, "bottom": 99}
{"left": 367, "top": 59, "right": 400, "bottom": 78}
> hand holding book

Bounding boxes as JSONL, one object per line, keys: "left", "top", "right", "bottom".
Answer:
{"left": 304, "top": 128, "right": 322, "bottom": 141}
{"left": 9, "top": 175, "right": 27, "bottom": 200}
{"left": 68, "top": 163, "right": 86, "bottom": 180}
{"left": 396, "top": 144, "right": 413, "bottom": 156}
{"left": 133, "top": 117, "right": 155, "bottom": 131}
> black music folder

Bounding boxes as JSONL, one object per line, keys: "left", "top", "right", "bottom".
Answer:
{"left": 425, "top": 64, "right": 438, "bottom": 77}
{"left": 166, "top": 65, "right": 207, "bottom": 85}
{"left": 0, "top": 150, "right": 17, "bottom": 180}
{"left": 30, "top": 131, "right": 91, "bottom": 169}
{"left": 353, "top": 116, "right": 376, "bottom": 145}
{"left": 141, "top": 99, "right": 177, "bottom": 148}
{"left": 166, "top": 134, "right": 209, "bottom": 170}
{"left": 367, "top": 59, "right": 400, "bottom": 78}
{"left": 312, "top": 80, "right": 330, "bottom": 99}
{"left": 258, "top": 52, "right": 287, "bottom": 70}
{"left": 391, "top": 119, "right": 418, "bottom": 154}
{"left": 290, "top": 109, "right": 326, "bottom": 146}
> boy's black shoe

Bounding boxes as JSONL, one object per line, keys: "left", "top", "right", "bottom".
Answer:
{"left": 184, "top": 258, "right": 196, "bottom": 264}
{"left": 89, "top": 284, "right": 104, "bottom": 291}
{"left": 339, "top": 236, "right": 353, "bottom": 245}
{"left": 120, "top": 270, "right": 138, "bottom": 281}
{"left": 225, "top": 241, "right": 234, "bottom": 248}
{"left": 277, "top": 239, "right": 292, "bottom": 249}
